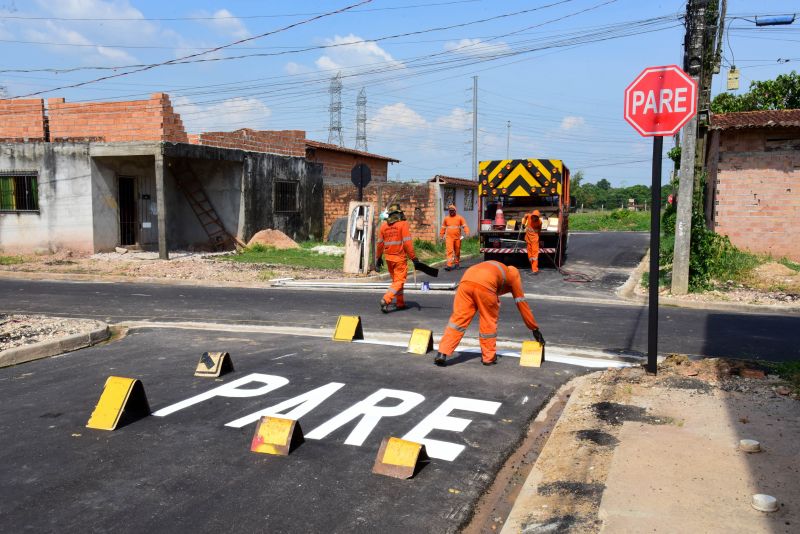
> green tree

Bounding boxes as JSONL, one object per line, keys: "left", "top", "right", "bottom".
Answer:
{"left": 596, "top": 178, "right": 611, "bottom": 190}
{"left": 711, "top": 70, "right": 800, "bottom": 113}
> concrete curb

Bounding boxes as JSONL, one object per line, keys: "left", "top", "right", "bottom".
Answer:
{"left": 0, "top": 321, "right": 110, "bottom": 368}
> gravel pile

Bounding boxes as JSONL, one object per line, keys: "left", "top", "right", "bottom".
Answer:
{"left": 0, "top": 314, "right": 102, "bottom": 352}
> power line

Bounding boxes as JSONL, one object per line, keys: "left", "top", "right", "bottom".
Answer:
{"left": 12, "top": 0, "right": 374, "bottom": 98}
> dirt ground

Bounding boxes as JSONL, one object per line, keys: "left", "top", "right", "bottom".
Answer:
{"left": 0, "top": 250, "right": 354, "bottom": 283}
{"left": 503, "top": 356, "right": 798, "bottom": 533}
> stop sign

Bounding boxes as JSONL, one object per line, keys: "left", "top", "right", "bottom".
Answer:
{"left": 624, "top": 65, "right": 697, "bottom": 136}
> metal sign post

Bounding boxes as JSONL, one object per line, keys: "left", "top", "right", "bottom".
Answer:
{"left": 623, "top": 64, "right": 698, "bottom": 375}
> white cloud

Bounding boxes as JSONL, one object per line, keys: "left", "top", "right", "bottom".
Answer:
{"left": 196, "top": 9, "right": 249, "bottom": 39}
{"left": 435, "top": 107, "right": 470, "bottom": 130}
{"left": 315, "top": 34, "right": 404, "bottom": 72}
{"left": 285, "top": 62, "right": 313, "bottom": 76}
{"left": 444, "top": 38, "right": 511, "bottom": 59}
{"left": 174, "top": 96, "right": 272, "bottom": 133}
{"left": 560, "top": 116, "right": 586, "bottom": 130}
{"left": 23, "top": 21, "right": 137, "bottom": 64}
{"left": 368, "top": 102, "right": 428, "bottom": 134}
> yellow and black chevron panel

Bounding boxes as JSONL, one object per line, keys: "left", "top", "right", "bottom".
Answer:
{"left": 478, "top": 159, "right": 563, "bottom": 197}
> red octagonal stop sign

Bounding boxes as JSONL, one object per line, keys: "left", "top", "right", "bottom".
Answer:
{"left": 624, "top": 65, "right": 698, "bottom": 137}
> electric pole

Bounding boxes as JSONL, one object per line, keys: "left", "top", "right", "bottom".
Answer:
{"left": 672, "top": 0, "right": 720, "bottom": 295}
{"left": 506, "top": 120, "right": 511, "bottom": 159}
{"left": 472, "top": 76, "right": 478, "bottom": 180}
{"left": 355, "top": 87, "right": 367, "bottom": 152}
{"left": 327, "top": 72, "right": 344, "bottom": 146}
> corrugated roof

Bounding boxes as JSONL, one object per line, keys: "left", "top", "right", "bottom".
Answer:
{"left": 429, "top": 175, "right": 478, "bottom": 188}
{"left": 710, "top": 109, "right": 800, "bottom": 130}
{"left": 305, "top": 139, "right": 400, "bottom": 162}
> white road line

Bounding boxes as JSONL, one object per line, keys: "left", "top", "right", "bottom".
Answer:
{"left": 272, "top": 353, "right": 297, "bottom": 360}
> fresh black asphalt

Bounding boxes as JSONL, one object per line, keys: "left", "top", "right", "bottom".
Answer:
{"left": 1, "top": 277, "right": 798, "bottom": 361}
{"left": 0, "top": 327, "right": 584, "bottom": 533}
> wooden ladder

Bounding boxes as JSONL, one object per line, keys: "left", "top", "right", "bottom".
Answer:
{"left": 172, "top": 162, "right": 239, "bottom": 251}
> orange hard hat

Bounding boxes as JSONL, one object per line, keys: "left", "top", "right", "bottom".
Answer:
{"left": 448, "top": 204, "right": 456, "bottom": 211}
{"left": 532, "top": 210, "right": 541, "bottom": 217}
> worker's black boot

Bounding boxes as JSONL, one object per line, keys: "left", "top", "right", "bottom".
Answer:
{"left": 380, "top": 300, "right": 390, "bottom": 313}
{"left": 434, "top": 352, "right": 447, "bottom": 367}
{"left": 482, "top": 358, "right": 497, "bottom": 366}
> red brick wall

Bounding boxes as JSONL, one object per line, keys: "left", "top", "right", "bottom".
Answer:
{"left": 324, "top": 182, "right": 436, "bottom": 242}
{"left": 191, "top": 128, "right": 306, "bottom": 157}
{"left": 48, "top": 93, "right": 188, "bottom": 143}
{"left": 308, "top": 148, "right": 390, "bottom": 184}
{"left": 0, "top": 98, "right": 46, "bottom": 140}
{"left": 714, "top": 128, "right": 800, "bottom": 261}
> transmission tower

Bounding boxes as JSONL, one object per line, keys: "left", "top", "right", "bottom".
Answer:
{"left": 327, "top": 72, "right": 344, "bottom": 146}
{"left": 355, "top": 87, "right": 367, "bottom": 152}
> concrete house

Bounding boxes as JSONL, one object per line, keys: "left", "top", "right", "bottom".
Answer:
{"left": 707, "top": 109, "right": 800, "bottom": 261}
{"left": 0, "top": 94, "right": 324, "bottom": 258}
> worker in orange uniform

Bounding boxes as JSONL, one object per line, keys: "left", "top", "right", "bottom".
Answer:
{"left": 434, "top": 260, "right": 545, "bottom": 366}
{"left": 522, "top": 209, "right": 543, "bottom": 274}
{"left": 440, "top": 204, "right": 470, "bottom": 271}
{"left": 376, "top": 203, "right": 419, "bottom": 313}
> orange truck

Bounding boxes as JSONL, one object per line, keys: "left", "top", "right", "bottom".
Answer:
{"left": 477, "top": 158, "right": 572, "bottom": 267}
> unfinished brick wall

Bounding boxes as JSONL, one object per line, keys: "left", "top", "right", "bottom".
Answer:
{"left": 0, "top": 99, "right": 46, "bottom": 140}
{"left": 324, "top": 182, "right": 437, "bottom": 242}
{"left": 191, "top": 128, "right": 306, "bottom": 157}
{"left": 47, "top": 93, "right": 187, "bottom": 143}
{"left": 308, "top": 147, "right": 390, "bottom": 184}
{"left": 714, "top": 127, "right": 800, "bottom": 261}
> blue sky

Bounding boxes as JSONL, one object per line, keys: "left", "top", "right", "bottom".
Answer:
{"left": 1, "top": 0, "right": 797, "bottom": 186}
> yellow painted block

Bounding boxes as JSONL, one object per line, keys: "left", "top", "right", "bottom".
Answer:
{"left": 406, "top": 329, "right": 433, "bottom": 355}
{"left": 333, "top": 315, "right": 364, "bottom": 342}
{"left": 86, "top": 376, "right": 150, "bottom": 431}
{"left": 520, "top": 341, "right": 545, "bottom": 367}
{"left": 383, "top": 437, "right": 422, "bottom": 467}
{"left": 250, "top": 416, "right": 304, "bottom": 456}
{"left": 194, "top": 351, "right": 234, "bottom": 377}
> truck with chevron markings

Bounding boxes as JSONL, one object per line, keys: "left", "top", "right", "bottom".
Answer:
{"left": 477, "top": 158, "right": 572, "bottom": 267}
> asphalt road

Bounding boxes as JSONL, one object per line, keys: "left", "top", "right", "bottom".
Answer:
{"left": 2, "top": 277, "right": 799, "bottom": 361}
{"left": 0, "top": 327, "right": 585, "bottom": 533}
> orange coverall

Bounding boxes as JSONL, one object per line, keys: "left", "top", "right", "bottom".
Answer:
{"left": 377, "top": 219, "right": 416, "bottom": 308}
{"left": 440, "top": 213, "right": 470, "bottom": 268}
{"left": 438, "top": 261, "right": 539, "bottom": 364}
{"left": 522, "top": 212, "right": 543, "bottom": 273}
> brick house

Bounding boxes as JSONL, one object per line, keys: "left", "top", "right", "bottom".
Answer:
{"left": 0, "top": 94, "right": 323, "bottom": 257}
{"left": 707, "top": 109, "right": 800, "bottom": 261}
{"left": 305, "top": 140, "right": 399, "bottom": 184}
{"left": 322, "top": 176, "right": 478, "bottom": 243}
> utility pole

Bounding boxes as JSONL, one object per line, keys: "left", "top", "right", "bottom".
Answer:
{"left": 355, "top": 87, "right": 367, "bottom": 152}
{"left": 506, "top": 120, "right": 511, "bottom": 159}
{"left": 472, "top": 76, "right": 478, "bottom": 180}
{"left": 327, "top": 72, "right": 344, "bottom": 146}
{"left": 672, "top": 0, "right": 720, "bottom": 295}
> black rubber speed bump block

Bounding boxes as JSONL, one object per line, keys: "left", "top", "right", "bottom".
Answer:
{"left": 372, "top": 437, "right": 428, "bottom": 479}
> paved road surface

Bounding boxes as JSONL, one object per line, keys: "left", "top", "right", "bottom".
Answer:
{"left": 0, "top": 327, "right": 584, "bottom": 532}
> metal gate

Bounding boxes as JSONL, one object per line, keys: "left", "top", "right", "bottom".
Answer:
{"left": 118, "top": 176, "right": 137, "bottom": 246}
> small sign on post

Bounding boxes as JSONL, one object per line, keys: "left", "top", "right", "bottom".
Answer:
{"left": 351, "top": 163, "right": 372, "bottom": 201}
{"left": 624, "top": 65, "right": 698, "bottom": 375}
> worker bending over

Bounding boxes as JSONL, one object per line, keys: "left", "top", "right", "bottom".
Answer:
{"left": 522, "top": 209, "right": 542, "bottom": 274}
{"left": 440, "top": 204, "right": 470, "bottom": 271}
{"left": 434, "top": 260, "right": 545, "bottom": 366}
{"left": 376, "top": 203, "right": 419, "bottom": 313}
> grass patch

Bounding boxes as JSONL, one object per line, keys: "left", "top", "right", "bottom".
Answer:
{"left": 224, "top": 242, "right": 344, "bottom": 270}
{"left": 570, "top": 210, "right": 650, "bottom": 231}
{"left": 413, "top": 237, "right": 480, "bottom": 265}
{"left": 764, "top": 360, "right": 800, "bottom": 392}
{"left": 0, "top": 255, "right": 25, "bottom": 265}
{"left": 779, "top": 258, "right": 800, "bottom": 272}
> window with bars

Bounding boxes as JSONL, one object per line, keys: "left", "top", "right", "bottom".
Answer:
{"left": 274, "top": 181, "right": 299, "bottom": 212}
{"left": 0, "top": 172, "right": 39, "bottom": 212}
{"left": 443, "top": 187, "right": 456, "bottom": 208}
{"left": 464, "top": 188, "right": 475, "bottom": 211}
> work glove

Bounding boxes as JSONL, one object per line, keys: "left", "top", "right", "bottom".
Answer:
{"left": 375, "top": 256, "right": 383, "bottom": 271}
{"left": 531, "top": 328, "right": 545, "bottom": 345}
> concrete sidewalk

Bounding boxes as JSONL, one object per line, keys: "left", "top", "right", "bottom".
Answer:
{"left": 502, "top": 359, "right": 799, "bottom": 533}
